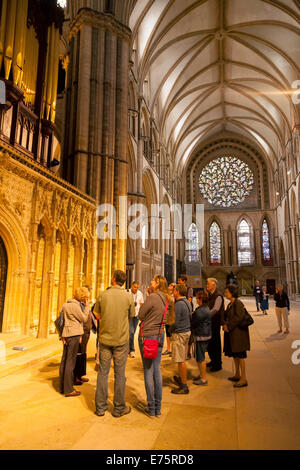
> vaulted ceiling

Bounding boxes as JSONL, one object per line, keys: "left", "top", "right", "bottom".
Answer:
{"left": 129, "top": 0, "right": 300, "bottom": 172}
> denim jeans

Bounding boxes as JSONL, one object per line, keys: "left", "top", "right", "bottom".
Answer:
{"left": 138, "top": 333, "right": 164, "bottom": 416}
{"left": 129, "top": 317, "right": 139, "bottom": 352}
{"left": 95, "top": 341, "right": 129, "bottom": 414}
{"left": 255, "top": 296, "right": 260, "bottom": 312}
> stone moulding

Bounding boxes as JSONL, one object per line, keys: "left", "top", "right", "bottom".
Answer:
{"left": 68, "top": 8, "right": 132, "bottom": 42}
{"left": 0, "top": 142, "right": 96, "bottom": 208}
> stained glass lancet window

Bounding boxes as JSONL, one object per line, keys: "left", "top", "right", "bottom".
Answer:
{"left": 186, "top": 223, "right": 200, "bottom": 263}
{"left": 262, "top": 219, "right": 271, "bottom": 263}
{"left": 199, "top": 156, "right": 254, "bottom": 207}
{"left": 237, "top": 219, "right": 254, "bottom": 266}
{"left": 209, "top": 222, "right": 221, "bottom": 265}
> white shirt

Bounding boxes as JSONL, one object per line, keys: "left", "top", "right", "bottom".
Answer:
{"left": 128, "top": 289, "right": 144, "bottom": 317}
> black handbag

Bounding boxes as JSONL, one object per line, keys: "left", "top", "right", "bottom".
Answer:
{"left": 239, "top": 307, "right": 254, "bottom": 330}
{"left": 54, "top": 310, "right": 65, "bottom": 337}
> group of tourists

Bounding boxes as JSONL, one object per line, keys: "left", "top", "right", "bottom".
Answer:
{"left": 253, "top": 280, "right": 291, "bottom": 334}
{"left": 58, "top": 271, "right": 253, "bottom": 418}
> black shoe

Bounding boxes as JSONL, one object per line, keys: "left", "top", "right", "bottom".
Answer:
{"left": 112, "top": 406, "right": 131, "bottom": 418}
{"left": 206, "top": 362, "right": 213, "bottom": 367}
{"left": 171, "top": 386, "right": 189, "bottom": 395}
{"left": 173, "top": 375, "right": 182, "bottom": 386}
{"left": 209, "top": 366, "right": 222, "bottom": 372}
{"left": 162, "top": 350, "right": 171, "bottom": 356}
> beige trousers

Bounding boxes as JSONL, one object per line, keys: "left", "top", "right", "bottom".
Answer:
{"left": 275, "top": 307, "right": 289, "bottom": 330}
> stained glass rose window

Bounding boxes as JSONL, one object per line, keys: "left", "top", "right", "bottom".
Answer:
{"left": 199, "top": 156, "right": 254, "bottom": 207}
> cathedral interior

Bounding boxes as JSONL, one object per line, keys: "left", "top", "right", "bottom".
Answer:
{"left": 0, "top": 0, "right": 299, "bottom": 339}
{"left": 1, "top": 0, "right": 300, "bottom": 453}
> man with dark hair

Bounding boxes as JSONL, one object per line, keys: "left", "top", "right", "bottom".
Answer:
{"left": 170, "top": 284, "right": 192, "bottom": 394}
{"left": 177, "top": 275, "right": 194, "bottom": 304}
{"left": 206, "top": 278, "right": 224, "bottom": 372}
{"left": 127, "top": 281, "right": 144, "bottom": 358}
{"left": 94, "top": 270, "right": 135, "bottom": 417}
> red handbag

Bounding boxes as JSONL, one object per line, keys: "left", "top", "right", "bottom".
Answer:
{"left": 140, "top": 299, "right": 169, "bottom": 359}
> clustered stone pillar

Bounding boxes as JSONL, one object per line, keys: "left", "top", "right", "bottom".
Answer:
{"left": 65, "top": 10, "right": 131, "bottom": 291}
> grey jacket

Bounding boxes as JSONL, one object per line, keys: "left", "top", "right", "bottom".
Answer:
{"left": 61, "top": 299, "right": 90, "bottom": 338}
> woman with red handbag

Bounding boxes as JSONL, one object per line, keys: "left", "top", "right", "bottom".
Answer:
{"left": 138, "top": 275, "right": 174, "bottom": 418}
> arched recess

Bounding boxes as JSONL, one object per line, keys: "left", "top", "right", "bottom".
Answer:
{"left": 0, "top": 204, "right": 28, "bottom": 333}
{"left": 185, "top": 133, "right": 269, "bottom": 210}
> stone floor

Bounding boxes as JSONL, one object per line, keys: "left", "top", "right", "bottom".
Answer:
{"left": 0, "top": 297, "right": 300, "bottom": 450}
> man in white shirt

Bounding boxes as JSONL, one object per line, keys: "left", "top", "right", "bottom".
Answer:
{"left": 128, "top": 281, "right": 144, "bottom": 358}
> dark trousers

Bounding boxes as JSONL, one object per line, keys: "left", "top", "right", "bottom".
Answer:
{"left": 255, "top": 296, "right": 260, "bottom": 312}
{"left": 59, "top": 335, "right": 81, "bottom": 394}
{"left": 74, "top": 332, "right": 90, "bottom": 380}
{"left": 207, "top": 325, "right": 222, "bottom": 368}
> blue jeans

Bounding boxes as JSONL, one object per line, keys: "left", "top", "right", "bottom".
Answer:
{"left": 138, "top": 334, "right": 164, "bottom": 416}
{"left": 129, "top": 317, "right": 139, "bottom": 352}
{"left": 95, "top": 341, "right": 129, "bottom": 414}
{"left": 255, "top": 296, "right": 260, "bottom": 312}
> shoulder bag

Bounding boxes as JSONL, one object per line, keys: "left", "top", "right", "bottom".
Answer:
{"left": 140, "top": 297, "right": 169, "bottom": 359}
{"left": 238, "top": 303, "right": 254, "bottom": 330}
{"left": 54, "top": 310, "right": 65, "bottom": 338}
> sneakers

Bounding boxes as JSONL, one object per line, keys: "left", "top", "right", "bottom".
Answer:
{"left": 193, "top": 378, "right": 208, "bottom": 386}
{"left": 144, "top": 407, "right": 155, "bottom": 418}
{"left": 112, "top": 406, "right": 132, "bottom": 418}
{"left": 171, "top": 386, "right": 189, "bottom": 394}
{"left": 129, "top": 351, "right": 135, "bottom": 358}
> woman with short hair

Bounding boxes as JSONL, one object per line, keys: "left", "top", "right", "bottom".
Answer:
{"left": 59, "top": 287, "right": 90, "bottom": 397}
{"left": 223, "top": 285, "right": 250, "bottom": 388}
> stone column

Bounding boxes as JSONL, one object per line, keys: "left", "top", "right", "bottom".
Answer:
{"left": 23, "top": 222, "right": 39, "bottom": 334}
{"left": 255, "top": 229, "right": 262, "bottom": 266}
{"left": 74, "top": 23, "right": 92, "bottom": 193}
{"left": 135, "top": 117, "right": 144, "bottom": 285}
{"left": 57, "top": 236, "right": 69, "bottom": 312}
{"left": 232, "top": 230, "right": 238, "bottom": 266}
{"left": 223, "top": 230, "right": 229, "bottom": 266}
{"left": 38, "top": 232, "right": 55, "bottom": 338}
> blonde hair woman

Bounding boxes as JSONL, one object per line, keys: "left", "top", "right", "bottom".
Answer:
{"left": 138, "top": 275, "right": 174, "bottom": 417}
{"left": 59, "top": 287, "right": 90, "bottom": 397}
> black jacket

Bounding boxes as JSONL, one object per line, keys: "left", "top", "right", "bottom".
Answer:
{"left": 274, "top": 291, "right": 290, "bottom": 310}
{"left": 208, "top": 290, "right": 224, "bottom": 327}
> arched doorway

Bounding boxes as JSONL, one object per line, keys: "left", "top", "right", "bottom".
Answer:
{"left": 0, "top": 236, "right": 8, "bottom": 332}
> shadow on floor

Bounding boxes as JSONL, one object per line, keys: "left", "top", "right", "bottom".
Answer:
{"left": 265, "top": 333, "right": 288, "bottom": 342}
